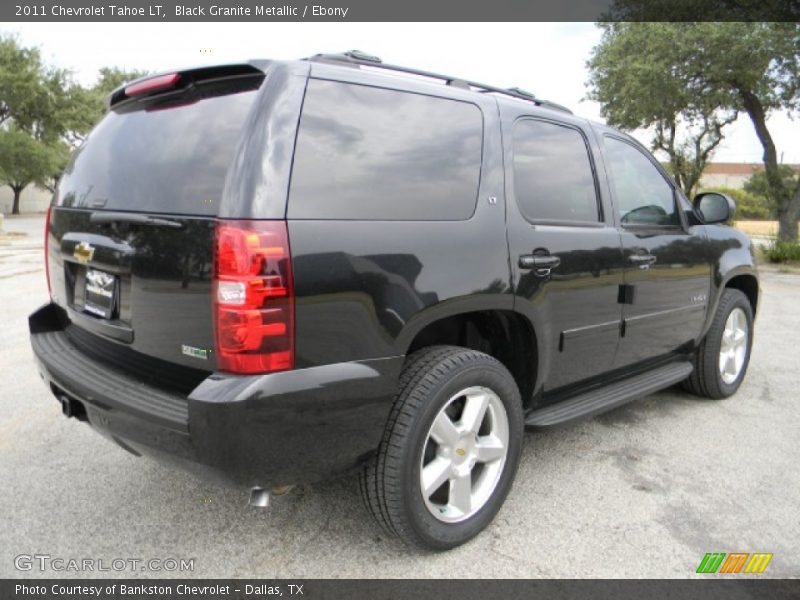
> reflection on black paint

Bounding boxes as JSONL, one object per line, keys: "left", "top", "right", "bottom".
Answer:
{"left": 516, "top": 245, "right": 623, "bottom": 297}
{"left": 294, "top": 252, "right": 439, "bottom": 336}
{"left": 48, "top": 209, "right": 216, "bottom": 369}
{"left": 123, "top": 221, "right": 214, "bottom": 286}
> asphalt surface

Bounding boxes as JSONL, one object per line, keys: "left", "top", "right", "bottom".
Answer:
{"left": 1, "top": 214, "right": 798, "bottom": 578}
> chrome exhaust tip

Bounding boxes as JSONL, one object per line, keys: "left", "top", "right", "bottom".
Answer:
{"left": 248, "top": 487, "right": 271, "bottom": 508}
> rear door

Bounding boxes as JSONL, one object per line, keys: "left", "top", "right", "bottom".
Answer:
{"left": 503, "top": 111, "right": 626, "bottom": 392}
{"left": 47, "top": 67, "right": 264, "bottom": 372}
{"left": 599, "top": 134, "right": 711, "bottom": 367}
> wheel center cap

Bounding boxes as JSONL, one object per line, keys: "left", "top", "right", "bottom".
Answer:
{"left": 452, "top": 436, "right": 476, "bottom": 464}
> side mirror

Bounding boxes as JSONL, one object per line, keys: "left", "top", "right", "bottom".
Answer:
{"left": 693, "top": 192, "right": 735, "bottom": 224}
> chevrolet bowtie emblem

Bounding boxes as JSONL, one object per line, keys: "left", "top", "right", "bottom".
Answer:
{"left": 73, "top": 241, "right": 95, "bottom": 264}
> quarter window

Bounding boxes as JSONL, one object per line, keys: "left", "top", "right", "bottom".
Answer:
{"left": 512, "top": 120, "right": 600, "bottom": 223}
{"left": 289, "top": 80, "right": 483, "bottom": 220}
{"left": 604, "top": 137, "right": 679, "bottom": 227}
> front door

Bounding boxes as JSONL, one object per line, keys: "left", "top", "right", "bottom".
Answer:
{"left": 504, "top": 115, "right": 626, "bottom": 392}
{"left": 600, "top": 135, "right": 711, "bottom": 368}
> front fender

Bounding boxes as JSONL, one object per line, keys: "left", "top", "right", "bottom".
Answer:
{"left": 701, "top": 224, "right": 759, "bottom": 337}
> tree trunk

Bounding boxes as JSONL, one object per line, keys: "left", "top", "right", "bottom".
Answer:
{"left": 11, "top": 185, "right": 23, "bottom": 215}
{"left": 739, "top": 89, "right": 797, "bottom": 242}
{"left": 685, "top": 167, "right": 701, "bottom": 199}
{"left": 780, "top": 179, "right": 800, "bottom": 241}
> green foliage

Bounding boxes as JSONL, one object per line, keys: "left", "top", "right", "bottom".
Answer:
{"left": 743, "top": 166, "right": 799, "bottom": 205}
{"left": 0, "top": 35, "right": 51, "bottom": 129}
{"left": 586, "top": 23, "right": 738, "bottom": 196}
{"left": 0, "top": 127, "right": 63, "bottom": 185}
{"left": 72, "top": 68, "right": 149, "bottom": 146}
{"left": 763, "top": 240, "right": 800, "bottom": 264}
{"left": 701, "top": 186, "right": 772, "bottom": 220}
{"left": 589, "top": 19, "right": 800, "bottom": 241}
{"left": 0, "top": 127, "right": 64, "bottom": 212}
{"left": 0, "top": 33, "right": 147, "bottom": 212}
{"left": 94, "top": 66, "right": 149, "bottom": 96}
{"left": 37, "top": 66, "right": 148, "bottom": 148}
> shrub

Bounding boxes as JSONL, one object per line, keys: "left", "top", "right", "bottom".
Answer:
{"left": 763, "top": 240, "right": 800, "bottom": 264}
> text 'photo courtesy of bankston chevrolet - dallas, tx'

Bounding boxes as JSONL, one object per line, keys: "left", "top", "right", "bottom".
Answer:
{"left": 15, "top": 584, "right": 286, "bottom": 597}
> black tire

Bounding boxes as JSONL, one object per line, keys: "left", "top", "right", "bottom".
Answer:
{"left": 359, "top": 345, "right": 524, "bottom": 550}
{"left": 683, "top": 288, "right": 754, "bottom": 399}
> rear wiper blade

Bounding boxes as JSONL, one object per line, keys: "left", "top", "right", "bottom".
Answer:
{"left": 90, "top": 211, "right": 184, "bottom": 229}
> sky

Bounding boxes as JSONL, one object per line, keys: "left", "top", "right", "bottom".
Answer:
{"left": 4, "top": 22, "right": 799, "bottom": 164}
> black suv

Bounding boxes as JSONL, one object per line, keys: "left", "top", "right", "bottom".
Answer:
{"left": 30, "top": 52, "right": 758, "bottom": 550}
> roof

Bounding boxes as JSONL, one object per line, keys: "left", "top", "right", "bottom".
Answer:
{"left": 306, "top": 51, "right": 573, "bottom": 115}
{"left": 110, "top": 53, "right": 575, "bottom": 117}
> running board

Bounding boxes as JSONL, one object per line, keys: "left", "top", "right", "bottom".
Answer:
{"left": 525, "top": 362, "right": 693, "bottom": 430}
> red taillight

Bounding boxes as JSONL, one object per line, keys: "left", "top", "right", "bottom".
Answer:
{"left": 44, "top": 205, "right": 52, "bottom": 297}
{"left": 213, "top": 220, "right": 294, "bottom": 374}
{"left": 125, "top": 73, "right": 180, "bottom": 97}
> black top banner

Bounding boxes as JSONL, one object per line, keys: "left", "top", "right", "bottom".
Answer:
{"left": 2, "top": 0, "right": 798, "bottom": 22}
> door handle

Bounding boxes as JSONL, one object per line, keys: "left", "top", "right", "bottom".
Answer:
{"left": 519, "top": 253, "right": 561, "bottom": 276}
{"left": 629, "top": 254, "right": 657, "bottom": 268}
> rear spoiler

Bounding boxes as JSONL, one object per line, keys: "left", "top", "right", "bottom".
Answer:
{"left": 108, "top": 61, "right": 270, "bottom": 109}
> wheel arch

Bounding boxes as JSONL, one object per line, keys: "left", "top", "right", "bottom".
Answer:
{"left": 398, "top": 305, "right": 539, "bottom": 409}
{"left": 700, "top": 268, "right": 759, "bottom": 341}
{"left": 724, "top": 273, "right": 759, "bottom": 316}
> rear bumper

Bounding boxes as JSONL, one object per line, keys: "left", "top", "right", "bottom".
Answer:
{"left": 29, "top": 303, "right": 402, "bottom": 488}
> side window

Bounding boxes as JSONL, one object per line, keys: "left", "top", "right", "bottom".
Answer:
{"left": 288, "top": 80, "right": 483, "bottom": 220}
{"left": 604, "top": 137, "right": 679, "bottom": 227}
{"left": 512, "top": 119, "right": 600, "bottom": 223}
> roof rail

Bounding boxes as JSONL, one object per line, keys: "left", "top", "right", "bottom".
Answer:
{"left": 305, "top": 51, "right": 573, "bottom": 114}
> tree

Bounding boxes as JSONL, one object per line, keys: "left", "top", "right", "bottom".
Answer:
{"left": 63, "top": 67, "right": 148, "bottom": 146}
{"left": 591, "top": 16, "right": 800, "bottom": 241}
{"left": 587, "top": 23, "right": 737, "bottom": 198}
{"left": 0, "top": 35, "right": 51, "bottom": 129}
{"left": 743, "top": 165, "right": 799, "bottom": 219}
{"left": 2, "top": 35, "right": 145, "bottom": 146}
{"left": 0, "top": 128, "right": 62, "bottom": 214}
{"left": 693, "top": 22, "right": 800, "bottom": 242}
{"left": 94, "top": 66, "right": 149, "bottom": 97}
{"left": 39, "top": 140, "right": 71, "bottom": 194}
{"left": 1, "top": 34, "right": 146, "bottom": 211}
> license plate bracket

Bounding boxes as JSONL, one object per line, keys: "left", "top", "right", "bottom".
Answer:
{"left": 84, "top": 268, "right": 118, "bottom": 319}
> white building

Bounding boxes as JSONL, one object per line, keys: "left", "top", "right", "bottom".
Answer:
{"left": 699, "top": 162, "right": 800, "bottom": 190}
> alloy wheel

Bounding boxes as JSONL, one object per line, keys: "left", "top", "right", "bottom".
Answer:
{"left": 719, "top": 307, "right": 748, "bottom": 385}
{"left": 419, "top": 386, "right": 509, "bottom": 523}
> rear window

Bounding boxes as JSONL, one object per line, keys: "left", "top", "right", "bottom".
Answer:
{"left": 57, "top": 87, "right": 259, "bottom": 216}
{"left": 288, "top": 80, "right": 483, "bottom": 221}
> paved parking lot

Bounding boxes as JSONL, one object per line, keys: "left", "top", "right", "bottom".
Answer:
{"left": 1, "top": 214, "right": 798, "bottom": 578}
